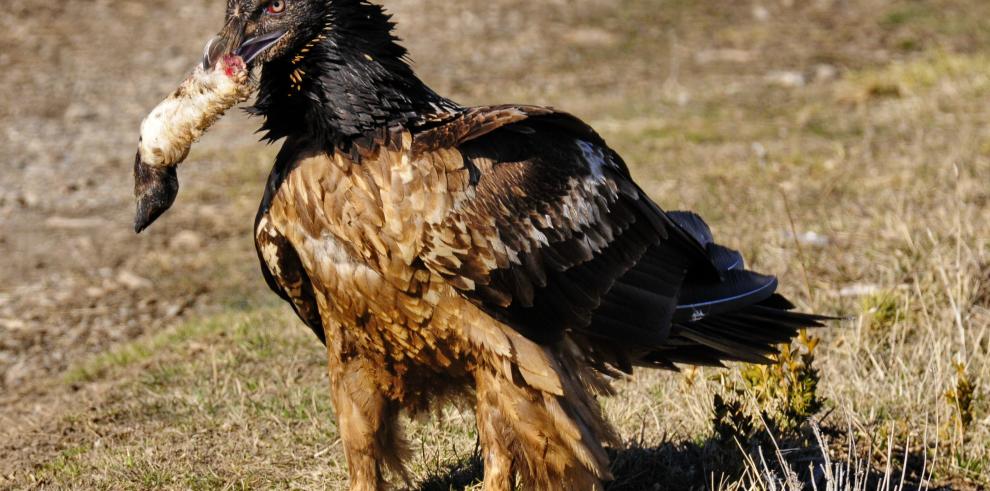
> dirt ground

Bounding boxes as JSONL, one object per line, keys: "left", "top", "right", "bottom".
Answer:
{"left": 2, "top": 0, "right": 989, "bottom": 489}
{"left": 0, "top": 0, "right": 257, "bottom": 384}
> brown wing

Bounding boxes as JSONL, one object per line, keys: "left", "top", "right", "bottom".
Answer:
{"left": 418, "top": 107, "right": 717, "bottom": 350}
{"left": 254, "top": 144, "right": 326, "bottom": 343}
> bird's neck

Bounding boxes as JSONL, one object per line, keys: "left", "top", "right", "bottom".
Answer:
{"left": 251, "top": 6, "right": 459, "bottom": 145}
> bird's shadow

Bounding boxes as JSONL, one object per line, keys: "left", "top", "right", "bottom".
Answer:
{"left": 413, "top": 433, "right": 946, "bottom": 491}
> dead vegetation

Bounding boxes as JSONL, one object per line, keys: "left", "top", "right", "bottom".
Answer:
{"left": 2, "top": 0, "right": 990, "bottom": 489}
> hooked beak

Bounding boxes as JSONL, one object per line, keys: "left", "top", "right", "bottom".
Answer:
{"left": 202, "top": 30, "right": 286, "bottom": 70}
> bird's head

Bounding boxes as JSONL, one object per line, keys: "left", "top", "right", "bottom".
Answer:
{"left": 133, "top": 0, "right": 331, "bottom": 234}
{"left": 134, "top": 0, "right": 437, "bottom": 233}
{"left": 203, "top": 0, "right": 331, "bottom": 71}
{"left": 203, "top": 0, "right": 438, "bottom": 141}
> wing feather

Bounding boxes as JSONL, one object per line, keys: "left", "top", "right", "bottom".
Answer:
{"left": 412, "top": 106, "right": 826, "bottom": 367}
{"left": 417, "top": 107, "right": 710, "bottom": 346}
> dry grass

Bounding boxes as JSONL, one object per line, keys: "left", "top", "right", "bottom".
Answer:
{"left": 3, "top": 0, "right": 990, "bottom": 489}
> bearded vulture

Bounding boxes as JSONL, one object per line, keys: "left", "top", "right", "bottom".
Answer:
{"left": 132, "top": 1, "right": 827, "bottom": 489}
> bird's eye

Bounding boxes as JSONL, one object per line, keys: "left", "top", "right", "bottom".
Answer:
{"left": 266, "top": 0, "right": 285, "bottom": 14}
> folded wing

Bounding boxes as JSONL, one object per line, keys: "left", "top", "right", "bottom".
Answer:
{"left": 418, "top": 106, "right": 824, "bottom": 370}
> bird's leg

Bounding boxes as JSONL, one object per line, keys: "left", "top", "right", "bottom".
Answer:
{"left": 475, "top": 369, "right": 516, "bottom": 491}
{"left": 326, "top": 345, "right": 402, "bottom": 491}
{"left": 473, "top": 359, "right": 613, "bottom": 491}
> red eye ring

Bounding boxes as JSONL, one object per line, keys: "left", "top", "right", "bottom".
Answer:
{"left": 267, "top": 0, "right": 285, "bottom": 14}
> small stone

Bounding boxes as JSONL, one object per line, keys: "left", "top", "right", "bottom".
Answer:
{"left": 813, "top": 64, "right": 838, "bottom": 82}
{"left": 0, "top": 318, "right": 26, "bottom": 330}
{"left": 752, "top": 5, "right": 770, "bottom": 21}
{"left": 169, "top": 230, "right": 203, "bottom": 251}
{"left": 694, "top": 49, "right": 754, "bottom": 64}
{"left": 116, "top": 271, "right": 153, "bottom": 290}
{"left": 767, "top": 70, "right": 806, "bottom": 88}
{"left": 4, "top": 360, "right": 30, "bottom": 386}
{"left": 751, "top": 142, "right": 768, "bottom": 164}
{"left": 45, "top": 216, "right": 108, "bottom": 229}
{"left": 838, "top": 284, "right": 880, "bottom": 297}
{"left": 164, "top": 303, "right": 185, "bottom": 318}
{"left": 63, "top": 103, "right": 97, "bottom": 122}
{"left": 562, "top": 27, "right": 617, "bottom": 48}
{"left": 796, "top": 231, "right": 830, "bottom": 247}
{"left": 17, "top": 191, "right": 39, "bottom": 208}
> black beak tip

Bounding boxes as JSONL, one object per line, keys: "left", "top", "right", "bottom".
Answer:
{"left": 133, "top": 153, "right": 179, "bottom": 234}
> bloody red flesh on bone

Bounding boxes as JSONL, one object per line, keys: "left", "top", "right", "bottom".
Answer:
{"left": 221, "top": 55, "right": 246, "bottom": 78}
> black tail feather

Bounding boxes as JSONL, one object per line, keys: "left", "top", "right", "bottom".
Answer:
{"left": 636, "top": 211, "right": 830, "bottom": 368}
{"left": 669, "top": 210, "right": 745, "bottom": 271}
{"left": 643, "top": 295, "right": 826, "bottom": 367}
{"left": 573, "top": 209, "right": 830, "bottom": 370}
{"left": 674, "top": 269, "right": 778, "bottom": 322}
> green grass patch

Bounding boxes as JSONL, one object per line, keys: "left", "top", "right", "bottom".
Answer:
{"left": 839, "top": 52, "right": 990, "bottom": 102}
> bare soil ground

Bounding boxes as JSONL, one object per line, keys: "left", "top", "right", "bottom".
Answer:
{"left": 1, "top": 0, "right": 989, "bottom": 489}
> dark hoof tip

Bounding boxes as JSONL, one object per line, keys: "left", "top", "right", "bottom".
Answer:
{"left": 133, "top": 152, "right": 179, "bottom": 233}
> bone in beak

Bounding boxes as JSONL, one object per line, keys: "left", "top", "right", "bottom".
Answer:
{"left": 133, "top": 53, "right": 254, "bottom": 233}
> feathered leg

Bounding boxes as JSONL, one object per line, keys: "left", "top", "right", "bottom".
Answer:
{"left": 327, "top": 341, "right": 404, "bottom": 491}
{"left": 474, "top": 355, "right": 615, "bottom": 491}
{"left": 476, "top": 370, "right": 516, "bottom": 491}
